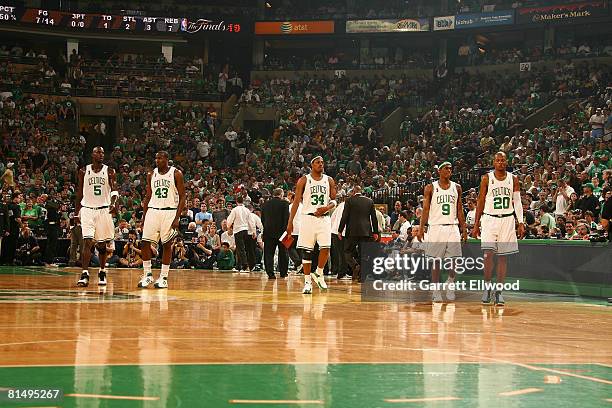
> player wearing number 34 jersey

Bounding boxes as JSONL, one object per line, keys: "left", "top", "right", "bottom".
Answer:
{"left": 287, "top": 155, "right": 337, "bottom": 295}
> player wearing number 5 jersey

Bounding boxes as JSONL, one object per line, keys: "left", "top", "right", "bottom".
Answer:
{"left": 75, "top": 146, "right": 119, "bottom": 287}
{"left": 472, "top": 152, "right": 525, "bottom": 306}
{"left": 139, "top": 151, "right": 186, "bottom": 289}
{"left": 418, "top": 161, "right": 467, "bottom": 303}
{"left": 287, "top": 156, "right": 337, "bottom": 294}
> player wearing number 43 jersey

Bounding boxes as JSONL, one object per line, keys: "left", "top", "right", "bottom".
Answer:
{"left": 139, "top": 151, "right": 186, "bottom": 290}
{"left": 473, "top": 152, "right": 525, "bottom": 306}
{"left": 76, "top": 147, "right": 119, "bottom": 287}
{"left": 418, "top": 162, "right": 467, "bottom": 303}
{"left": 287, "top": 155, "right": 337, "bottom": 295}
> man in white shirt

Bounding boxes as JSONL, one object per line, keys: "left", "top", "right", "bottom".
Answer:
{"left": 220, "top": 220, "right": 236, "bottom": 252}
{"left": 375, "top": 207, "right": 386, "bottom": 232}
{"left": 398, "top": 211, "right": 412, "bottom": 241}
{"left": 465, "top": 199, "right": 476, "bottom": 230}
{"left": 589, "top": 107, "right": 605, "bottom": 138}
{"left": 226, "top": 195, "right": 255, "bottom": 272}
{"left": 330, "top": 193, "right": 349, "bottom": 279}
{"left": 197, "top": 139, "right": 210, "bottom": 159}
{"left": 554, "top": 178, "right": 575, "bottom": 216}
{"left": 286, "top": 192, "right": 302, "bottom": 272}
{"left": 248, "top": 206, "right": 264, "bottom": 272}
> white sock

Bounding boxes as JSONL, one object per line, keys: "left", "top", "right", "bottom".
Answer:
{"left": 143, "top": 260, "right": 152, "bottom": 275}
{"left": 82, "top": 269, "right": 89, "bottom": 275}
{"left": 315, "top": 267, "right": 324, "bottom": 276}
{"left": 305, "top": 274, "right": 312, "bottom": 284}
{"left": 160, "top": 264, "right": 170, "bottom": 279}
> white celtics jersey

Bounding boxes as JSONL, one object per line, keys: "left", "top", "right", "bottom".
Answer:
{"left": 429, "top": 181, "right": 459, "bottom": 225}
{"left": 301, "top": 174, "right": 330, "bottom": 215}
{"left": 81, "top": 164, "right": 111, "bottom": 208}
{"left": 484, "top": 171, "right": 514, "bottom": 215}
{"left": 149, "top": 167, "right": 179, "bottom": 209}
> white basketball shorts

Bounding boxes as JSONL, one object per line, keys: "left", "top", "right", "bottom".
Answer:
{"left": 80, "top": 207, "right": 114, "bottom": 243}
{"left": 142, "top": 208, "right": 179, "bottom": 245}
{"left": 425, "top": 224, "right": 462, "bottom": 259}
{"left": 296, "top": 215, "right": 331, "bottom": 251}
{"left": 480, "top": 214, "right": 518, "bottom": 255}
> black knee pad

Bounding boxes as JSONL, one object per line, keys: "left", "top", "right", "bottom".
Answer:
{"left": 300, "top": 249, "right": 314, "bottom": 263}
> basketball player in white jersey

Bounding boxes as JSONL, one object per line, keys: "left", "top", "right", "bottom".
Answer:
{"left": 286, "top": 156, "right": 337, "bottom": 294}
{"left": 472, "top": 152, "right": 525, "bottom": 306}
{"left": 75, "top": 146, "right": 119, "bottom": 287}
{"left": 138, "top": 151, "right": 186, "bottom": 289}
{"left": 418, "top": 161, "right": 467, "bottom": 302}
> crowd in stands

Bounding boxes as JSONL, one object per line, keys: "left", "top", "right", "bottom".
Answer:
{"left": 457, "top": 39, "right": 612, "bottom": 67}
{"left": 0, "top": 41, "right": 610, "bottom": 270}
{"left": 0, "top": 46, "right": 224, "bottom": 101}
{"left": 260, "top": 49, "right": 433, "bottom": 71}
{"left": 262, "top": 0, "right": 527, "bottom": 20}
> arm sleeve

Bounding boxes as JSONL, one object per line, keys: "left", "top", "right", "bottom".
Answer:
{"left": 513, "top": 192, "right": 524, "bottom": 224}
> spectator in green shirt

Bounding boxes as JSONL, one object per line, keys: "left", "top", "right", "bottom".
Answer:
{"left": 118, "top": 206, "right": 132, "bottom": 223}
{"left": 20, "top": 198, "right": 40, "bottom": 229}
{"left": 588, "top": 156, "right": 607, "bottom": 181}
{"left": 217, "top": 242, "right": 235, "bottom": 270}
{"left": 538, "top": 205, "right": 556, "bottom": 230}
{"left": 591, "top": 177, "right": 602, "bottom": 198}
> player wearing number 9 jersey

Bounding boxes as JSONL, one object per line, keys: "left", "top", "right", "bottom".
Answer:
{"left": 139, "top": 151, "right": 186, "bottom": 289}
{"left": 472, "top": 152, "right": 525, "bottom": 306}
{"left": 418, "top": 161, "right": 467, "bottom": 302}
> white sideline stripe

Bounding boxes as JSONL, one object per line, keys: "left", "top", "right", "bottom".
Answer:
{"left": 65, "top": 393, "right": 159, "bottom": 401}
{"left": 230, "top": 400, "right": 323, "bottom": 404}
{"left": 385, "top": 397, "right": 460, "bottom": 403}
{"left": 499, "top": 388, "right": 542, "bottom": 397}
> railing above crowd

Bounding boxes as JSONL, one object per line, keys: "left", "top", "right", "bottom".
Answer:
{"left": 368, "top": 170, "right": 484, "bottom": 206}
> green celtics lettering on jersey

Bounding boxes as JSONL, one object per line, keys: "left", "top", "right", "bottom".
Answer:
{"left": 81, "top": 164, "right": 111, "bottom": 207}
{"left": 149, "top": 167, "right": 179, "bottom": 209}
{"left": 301, "top": 174, "right": 330, "bottom": 215}
{"left": 428, "top": 181, "right": 459, "bottom": 226}
{"left": 484, "top": 171, "right": 514, "bottom": 215}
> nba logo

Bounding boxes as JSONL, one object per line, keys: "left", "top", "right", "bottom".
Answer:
{"left": 181, "top": 18, "right": 188, "bottom": 31}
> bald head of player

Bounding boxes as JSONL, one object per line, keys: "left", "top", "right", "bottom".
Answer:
{"left": 91, "top": 146, "right": 105, "bottom": 165}
{"left": 155, "top": 151, "right": 170, "bottom": 171}
{"left": 311, "top": 155, "right": 324, "bottom": 176}
{"left": 438, "top": 161, "right": 452, "bottom": 181}
{"left": 493, "top": 151, "right": 508, "bottom": 172}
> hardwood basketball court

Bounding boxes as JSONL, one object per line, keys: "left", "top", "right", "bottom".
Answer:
{"left": 0, "top": 266, "right": 610, "bottom": 407}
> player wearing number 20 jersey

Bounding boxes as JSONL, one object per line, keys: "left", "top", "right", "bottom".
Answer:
{"left": 480, "top": 169, "right": 518, "bottom": 255}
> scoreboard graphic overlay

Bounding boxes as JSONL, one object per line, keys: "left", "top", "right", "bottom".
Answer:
{"left": 0, "top": 5, "right": 241, "bottom": 34}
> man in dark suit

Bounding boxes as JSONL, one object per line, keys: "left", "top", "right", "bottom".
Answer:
{"left": 261, "top": 188, "right": 290, "bottom": 279}
{"left": 338, "top": 185, "right": 379, "bottom": 281}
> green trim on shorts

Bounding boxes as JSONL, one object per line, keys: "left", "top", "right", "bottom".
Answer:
{"left": 161, "top": 230, "right": 178, "bottom": 245}
{"left": 95, "top": 238, "right": 114, "bottom": 243}
{"left": 141, "top": 238, "right": 159, "bottom": 244}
